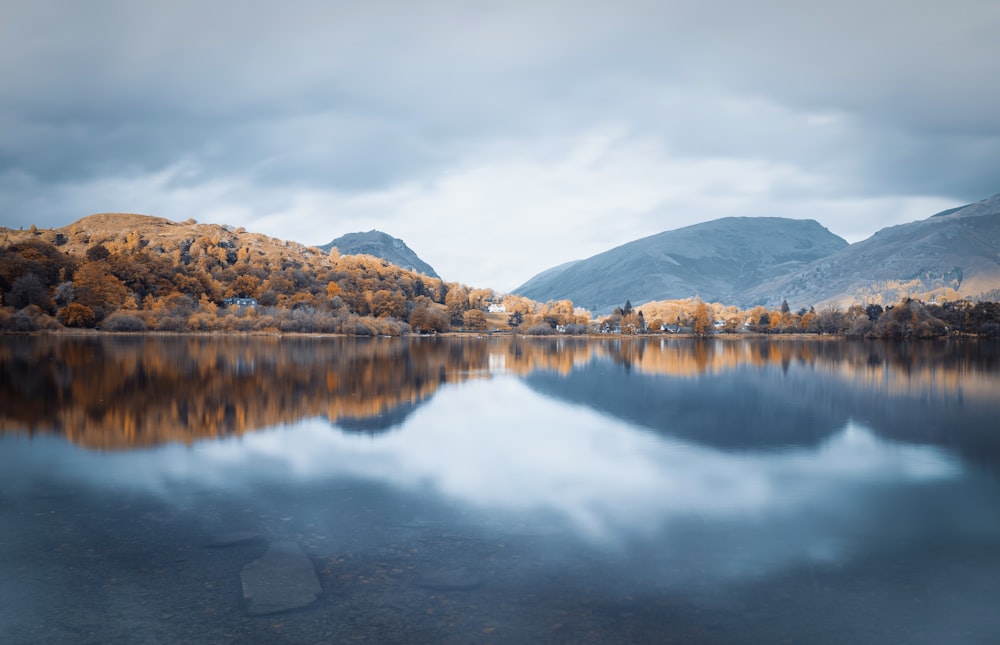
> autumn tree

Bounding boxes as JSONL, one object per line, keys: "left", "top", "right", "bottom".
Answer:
{"left": 501, "top": 294, "right": 536, "bottom": 315}
{"left": 409, "top": 305, "right": 449, "bottom": 333}
{"left": 800, "top": 307, "right": 818, "bottom": 331}
{"left": 228, "top": 274, "right": 261, "bottom": 298}
{"left": 72, "top": 261, "right": 128, "bottom": 319}
{"left": 463, "top": 308, "right": 488, "bottom": 331}
{"left": 57, "top": 302, "right": 96, "bottom": 327}
{"left": 445, "top": 285, "right": 470, "bottom": 325}
{"left": 692, "top": 301, "right": 712, "bottom": 336}
{"left": 468, "top": 288, "right": 494, "bottom": 311}
{"left": 619, "top": 311, "right": 640, "bottom": 334}
{"left": 370, "top": 289, "right": 406, "bottom": 319}
{"left": 539, "top": 300, "right": 576, "bottom": 327}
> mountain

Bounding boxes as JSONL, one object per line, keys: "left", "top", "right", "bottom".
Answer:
{"left": 318, "top": 230, "right": 439, "bottom": 279}
{"left": 743, "top": 194, "right": 1000, "bottom": 309}
{"left": 513, "top": 217, "right": 848, "bottom": 313}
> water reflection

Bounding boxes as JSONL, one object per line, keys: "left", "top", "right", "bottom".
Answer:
{"left": 3, "top": 336, "right": 999, "bottom": 452}
{"left": 2, "top": 335, "right": 1000, "bottom": 643}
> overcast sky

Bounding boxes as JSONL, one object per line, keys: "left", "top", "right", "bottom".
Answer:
{"left": 2, "top": 1, "right": 998, "bottom": 291}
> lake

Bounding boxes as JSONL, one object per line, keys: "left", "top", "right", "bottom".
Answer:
{"left": 2, "top": 334, "right": 999, "bottom": 644}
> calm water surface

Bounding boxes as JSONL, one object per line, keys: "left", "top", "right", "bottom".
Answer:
{"left": 2, "top": 335, "right": 999, "bottom": 644}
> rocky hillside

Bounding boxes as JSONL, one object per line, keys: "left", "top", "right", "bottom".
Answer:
{"left": 319, "top": 230, "right": 439, "bottom": 279}
{"left": 513, "top": 217, "right": 848, "bottom": 313}
{"left": 744, "top": 194, "right": 1000, "bottom": 309}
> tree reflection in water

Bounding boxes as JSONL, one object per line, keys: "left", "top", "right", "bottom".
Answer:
{"left": 1, "top": 334, "right": 1000, "bottom": 644}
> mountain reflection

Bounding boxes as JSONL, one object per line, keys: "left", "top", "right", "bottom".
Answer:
{"left": 2, "top": 335, "right": 999, "bottom": 459}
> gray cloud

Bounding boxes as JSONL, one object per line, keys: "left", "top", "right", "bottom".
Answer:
{"left": 2, "top": 0, "right": 998, "bottom": 288}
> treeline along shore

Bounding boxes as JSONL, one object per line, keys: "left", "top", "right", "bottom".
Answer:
{"left": 2, "top": 216, "right": 999, "bottom": 338}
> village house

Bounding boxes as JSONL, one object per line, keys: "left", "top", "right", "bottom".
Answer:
{"left": 223, "top": 297, "right": 258, "bottom": 309}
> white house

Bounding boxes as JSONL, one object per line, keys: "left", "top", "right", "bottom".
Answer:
{"left": 223, "top": 297, "right": 258, "bottom": 309}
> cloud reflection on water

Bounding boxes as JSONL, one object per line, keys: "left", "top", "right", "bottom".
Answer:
{"left": 4, "top": 377, "right": 961, "bottom": 560}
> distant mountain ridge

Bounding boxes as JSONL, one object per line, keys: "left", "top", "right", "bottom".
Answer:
{"left": 742, "top": 194, "right": 1000, "bottom": 308}
{"left": 514, "top": 217, "right": 848, "bottom": 313}
{"left": 318, "top": 230, "right": 439, "bottom": 279}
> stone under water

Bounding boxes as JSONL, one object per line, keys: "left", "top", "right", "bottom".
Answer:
{"left": 240, "top": 541, "right": 322, "bottom": 615}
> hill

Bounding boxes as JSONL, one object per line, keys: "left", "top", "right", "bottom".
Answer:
{"left": 318, "top": 230, "right": 439, "bottom": 279}
{"left": 743, "top": 194, "right": 1000, "bottom": 309}
{"left": 24, "top": 212, "right": 321, "bottom": 262}
{"left": 0, "top": 213, "right": 462, "bottom": 334}
{"left": 513, "top": 217, "right": 848, "bottom": 313}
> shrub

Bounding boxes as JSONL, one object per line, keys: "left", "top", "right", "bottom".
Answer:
{"left": 186, "top": 313, "right": 216, "bottom": 331}
{"left": 100, "top": 313, "right": 147, "bottom": 332}
{"left": 57, "top": 303, "right": 97, "bottom": 328}
{"left": 155, "top": 316, "right": 187, "bottom": 332}
{"left": 2, "top": 305, "right": 60, "bottom": 331}
{"left": 1, "top": 310, "right": 37, "bottom": 332}
{"left": 979, "top": 322, "right": 1000, "bottom": 337}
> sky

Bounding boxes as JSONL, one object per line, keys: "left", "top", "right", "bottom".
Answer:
{"left": 2, "top": 1, "right": 998, "bottom": 292}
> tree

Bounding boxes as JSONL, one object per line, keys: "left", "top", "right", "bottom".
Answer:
{"left": 86, "top": 244, "right": 110, "bottom": 262}
{"left": 73, "top": 262, "right": 127, "bottom": 317}
{"left": 468, "top": 288, "right": 494, "bottom": 311}
{"left": 620, "top": 311, "right": 640, "bottom": 334}
{"left": 692, "top": 301, "right": 712, "bottom": 336}
{"left": 463, "top": 309, "right": 488, "bottom": 331}
{"left": 370, "top": 289, "right": 406, "bottom": 318}
{"left": 9, "top": 272, "right": 53, "bottom": 312}
{"left": 409, "top": 305, "right": 449, "bottom": 333}
{"left": 540, "top": 299, "right": 576, "bottom": 326}
{"left": 57, "top": 303, "right": 96, "bottom": 327}
{"left": 257, "top": 290, "right": 279, "bottom": 307}
{"left": 508, "top": 311, "right": 524, "bottom": 328}
{"left": 228, "top": 274, "right": 261, "bottom": 298}
{"left": 815, "top": 307, "right": 845, "bottom": 334}
{"left": 800, "top": 309, "right": 817, "bottom": 331}
{"left": 445, "top": 286, "right": 469, "bottom": 325}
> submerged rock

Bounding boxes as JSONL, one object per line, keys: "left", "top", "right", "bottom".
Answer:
{"left": 240, "top": 541, "right": 322, "bottom": 614}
